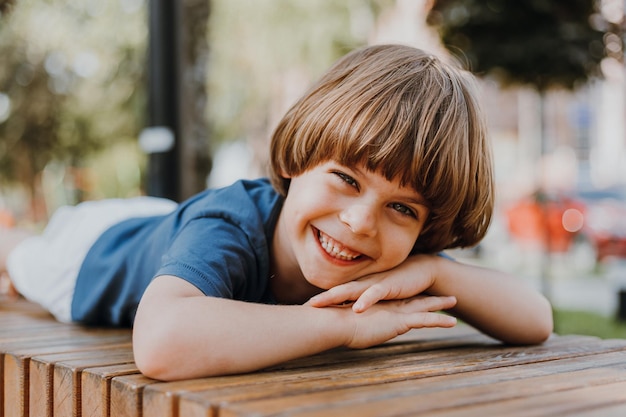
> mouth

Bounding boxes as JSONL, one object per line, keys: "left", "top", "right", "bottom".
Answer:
{"left": 316, "top": 229, "right": 363, "bottom": 261}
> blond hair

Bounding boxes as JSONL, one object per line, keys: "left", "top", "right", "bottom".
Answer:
{"left": 270, "top": 44, "right": 493, "bottom": 253}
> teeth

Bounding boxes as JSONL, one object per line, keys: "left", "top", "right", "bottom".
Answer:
{"left": 318, "top": 231, "right": 361, "bottom": 260}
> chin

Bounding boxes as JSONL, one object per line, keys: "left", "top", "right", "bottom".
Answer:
{"left": 306, "top": 275, "right": 347, "bottom": 291}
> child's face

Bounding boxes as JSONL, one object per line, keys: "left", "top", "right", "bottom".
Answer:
{"left": 274, "top": 161, "right": 430, "bottom": 292}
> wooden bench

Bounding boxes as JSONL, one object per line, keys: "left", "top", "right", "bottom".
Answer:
{"left": 3, "top": 296, "right": 626, "bottom": 417}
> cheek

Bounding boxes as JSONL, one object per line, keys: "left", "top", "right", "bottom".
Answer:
{"left": 383, "top": 227, "right": 421, "bottom": 261}
{"left": 294, "top": 189, "right": 337, "bottom": 217}
{"left": 282, "top": 193, "right": 331, "bottom": 237}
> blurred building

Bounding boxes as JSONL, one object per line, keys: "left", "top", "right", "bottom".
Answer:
{"left": 209, "top": 0, "right": 626, "bottom": 206}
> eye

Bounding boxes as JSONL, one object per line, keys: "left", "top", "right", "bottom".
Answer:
{"left": 333, "top": 171, "right": 359, "bottom": 190}
{"left": 390, "top": 202, "right": 417, "bottom": 218}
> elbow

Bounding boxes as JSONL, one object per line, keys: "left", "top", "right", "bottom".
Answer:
{"left": 530, "top": 295, "right": 554, "bottom": 344}
{"left": 133, "top": 322, "right": 198, "bottom": 381}
{"left": 132, "top": 321, "right": 238, "bottom": 380}
{"left": 508, "top": 297, "right": 554, "bottom": 346}
{"left": 133, "top": 350, "right": 169, "bottom": 381}
{"left": 498, "top": 320, "right": 552, "bottom": 346}
{"left": 536, "top": 310, "right": 554, "bottom": 344}
{"left": 132, "top": 327, "right": 177, "bottom": 381}
{"left": 519, "top": 315, "right": 553, "bottom": 345}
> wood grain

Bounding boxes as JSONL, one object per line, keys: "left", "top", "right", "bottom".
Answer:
{"left": 81, "top": 363, "right": 140, "bottom": 417}
{"left": 110, "top": 373, "right": 158, "bottom": 417}
{"left": 3, "top": 297, "right": 626, "bottom": 417}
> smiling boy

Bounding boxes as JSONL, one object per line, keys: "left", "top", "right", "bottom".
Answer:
{"left": 271, "top": 161, "right": 430, "bottom": 303}
{"left": 1, "top": 45, "right": 552, "bottom": 380}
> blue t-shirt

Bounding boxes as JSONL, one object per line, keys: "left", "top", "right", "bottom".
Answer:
{"left": 71, "top": 179, "right": 283, "bottom": 327}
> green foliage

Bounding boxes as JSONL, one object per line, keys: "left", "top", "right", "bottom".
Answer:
{"left": 207, "top": 0, "right": 390, "bottom": 147}
{"left": 0, "top": 0, "right": 147, "bottom": 202}
{"left": 428, "top": 0, "right": 608, "bottom": 90}
{"left": 0, "top": 0, "right": 392, "bottom": 212}
{"left": 554, "top": 309, "right": 626, "bottom": 339}
{"left": 0, "top": 0, "right": 15, "bottom": 15}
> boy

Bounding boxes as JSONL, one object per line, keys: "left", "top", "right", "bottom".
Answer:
{"left": 1, "top": 44, "right": 552, "bottom": 380}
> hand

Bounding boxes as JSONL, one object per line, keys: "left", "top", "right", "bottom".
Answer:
{"left": 340, "top": 295, "right": 457, "bottom": 349}
{"left": 307, "top": 254, "right": 439, "bottom": 313}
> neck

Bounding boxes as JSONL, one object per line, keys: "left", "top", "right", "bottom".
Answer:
{"left": 269, "top": 271, "right": 321, "bottom": 305}
{"left": 269, "top": 212, "right": 321, "bottom": 304}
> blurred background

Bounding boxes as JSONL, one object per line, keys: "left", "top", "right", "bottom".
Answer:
{"left": 1, "top": 0, "right": 626, "bottom": 336}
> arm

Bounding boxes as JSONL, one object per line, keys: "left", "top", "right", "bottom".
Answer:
{"left": 426, "top": 256, "right": 553, "bottom": 345}
{"left": 309, "top": 254, "right": 553, "bottom": 346}
{"left": 132, "top": 274, "right": 457, "bottom": 380}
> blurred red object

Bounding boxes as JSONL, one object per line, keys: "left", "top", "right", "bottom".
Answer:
{"left": 505, "top": 188, "right": 626, "bottom": 261}
{"left": 580, "top": 194, "right": 626, "bottom": 261}
{"left": 506, "top": 193, "right": 583, "bottom": 253}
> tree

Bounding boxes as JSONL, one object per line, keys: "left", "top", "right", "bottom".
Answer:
{"left": 427, "top": 0, "right": 613, "bottom": 302}
{"left": 0, "top": 0, "right": 15, "bottom": 15}
{"left": 0, "top": 1, "right": 147, "bottom": 221}
{"left": 428, "top": 0, "right": 607, "bottom": 91}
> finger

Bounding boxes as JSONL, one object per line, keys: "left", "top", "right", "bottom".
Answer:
{"left": 352, "top": 283, "right": 392, "bottom": 313}
{"left": 404, "top": 295, "right": 457, "bottom": 313}
{"left": 406, "top": 311, "right": 457, "bottom": 329}
{"left": 352, "top": 276, "right": 434, "bottom": 313}
{"left": 307, "top": 282, "right": 367, "bottom": 307}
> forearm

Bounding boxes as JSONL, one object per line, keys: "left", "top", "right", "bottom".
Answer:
{"left": 133, "top": 295, "right": 349, "bottom": 380}
{"left": 427, "top": 256, "right": 553, "bottom": 345}
{"left": 134, "top": 274, "right": 457, "bottom": 380}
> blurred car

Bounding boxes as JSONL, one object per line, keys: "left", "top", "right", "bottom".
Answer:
{"left": 505, "top": 187, "right": 626, "bottom": 262}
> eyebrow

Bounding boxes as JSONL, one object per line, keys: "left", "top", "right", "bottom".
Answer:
{"left": 350, "top": 165, "right": 430, "bottom": 208}
{"left": 402, "top": 195, "right": 430, "bottom": 208}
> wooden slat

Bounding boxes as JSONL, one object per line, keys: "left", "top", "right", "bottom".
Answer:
{"left": 142, "top": 329, "right": 495, "bottom": 417}
{"left": 422, "top": 380, "right": 626, "bottom": 417}
{"left": 0, "top": 297, "right": 55, "bottom": 318}
{"left": 28, "top": 345, "right": 133, "bottom": 417}
{"left": 81, "top": 363, "right": 140, "bottom": 417}
{"left": 3, "top": 335, "right": 130, "bottom": 417}
{"left": 0, "top": 297, "right": 130, "bottom": 416}
{"left": 4, "top": 298, "right": 626, "bottom": 417}
{"left": 0, "top": 343, "right": 3, "bottom": 417}
{"left": 0, "top": 298, "right": 64, "bottom": 417}
{"left": 110, "top": 373, "right": 159, "bottom": 417}
{"left": 568, "top": 402, "right": 626, "bottom": 417}
{"left": 53, "top": 349, "right": 136, "bottom": 417}
{"left": 215, "top": 354, "right": 626, "bottom": 417}
{"left": 174, "top": 335, "right": 626, "bottom": 417}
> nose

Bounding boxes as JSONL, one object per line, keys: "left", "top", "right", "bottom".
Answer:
{"left": 339, "top": 204, "right": 378, "bottom": 236}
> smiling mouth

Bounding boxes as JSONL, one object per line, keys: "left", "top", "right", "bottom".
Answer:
{"left": 317, "top": 229, "right": 362, "bottom": 261}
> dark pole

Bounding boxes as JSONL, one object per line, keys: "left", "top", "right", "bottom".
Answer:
{"left": 143, "top": 0, "right": 179, "bottom": 201}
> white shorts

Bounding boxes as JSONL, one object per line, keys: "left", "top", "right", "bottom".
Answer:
{"left": 7, "top": 197, "right": 177, "bottom": 322}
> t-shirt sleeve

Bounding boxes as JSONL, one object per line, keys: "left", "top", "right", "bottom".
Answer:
{"left": 155, "top": 216, "right": 258, "bottom": 299}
